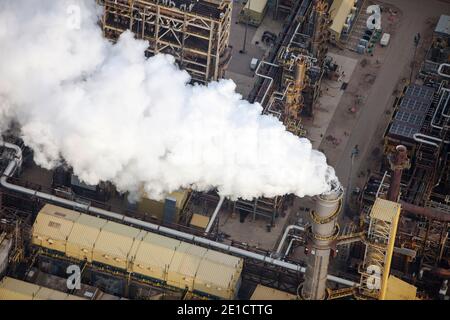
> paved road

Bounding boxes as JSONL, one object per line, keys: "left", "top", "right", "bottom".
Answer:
{"left": 324, "top": 0, "right": 450, "bottom": 193}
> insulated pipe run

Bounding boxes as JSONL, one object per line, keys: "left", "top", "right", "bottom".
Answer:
{"left": 380, "top": 142, "right": 449, "bottom": 229}
{"left": 431, "top": 88, "right": 450, "bottom": 130}
{"left": 205, "top": 195, "right": 224, "bottom": 234}
{"left": 285, "top": 236, "right": 302, "bottom": 258}
{"left": 0, "top": 142, "right": 358, "bottom": 288}
{"left": 431, "top": 267, "right": 450, "bottom": 278}
{"left": 276, "top": 224, "right": 305, "bottom": 255}
{"left": 266, "top": 83, "right": 293, "bottom": 118}
{"left": 437, "top": 63, "right": 450, "bottom": 78}
{"left": 400, "top": 201, "right": 450, "bottom": 223}
{"left": 413, "top": 134, "right": 440, "bottom": 147}
{"left": 254, "top": 60, "right": 279, "bottom": 106}
{"left": 413, "top": 133, "right": 450, "bottom": 146}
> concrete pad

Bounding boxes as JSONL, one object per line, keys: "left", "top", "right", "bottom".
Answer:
{"left": 227, "top": 1, "right": 265, "bottom": 77}
{"left": 225, "top": 70, "right": 256, "bottom": 98}
{"left": 218, "top": 205, "right": 293, "bottom": 251}
{"left": 251, "top": 9, "right": 284, "bottom": 52}
{"left": 303, "top": 53, "right": 358, "bottom": 150}
{"left": 227, "top": 3, "right": 281, "bottom": 80}
{"left": 319, "top": 0, "right": 450, "bottom": 198}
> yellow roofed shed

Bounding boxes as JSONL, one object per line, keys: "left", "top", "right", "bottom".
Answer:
{"left": 0, "top": 277, "right": 85, "bottom": 300}
{"left": 66, "top": 214, "right": 107, "bottom": 262}
{"left": 194, "top": 249, "right": 243, "bottom": 299}
{"left": 250, "top": 284, "right": 296, "bottom": 300}
{"left": 131, "top": 232, "right": 180, "bottom": 281}
{"left": 138, "top": 189, "right": 189, "bottom": 222}
{"left": 167, "top": 242, "right": 207, "bottom": 291}
{"left": 31, "top": 204, "right": 244, "bottom": 300}
{"left": 370, "top": 198, "right": 401, "bottom": 223}
{"left": 202, "top": 249, "right": 242, "bottom": 269}
{"left": 238, "top": 0, "right": 268, "bottom": 27}
{"left": 329, "top": 0, "right": 357, "bottom": 39}
{"left": 93, "top": 221, "right": 144, "bottom": 270}
{"left": 383, "top": 275, "right": 418, "bottom": 300}
{"left": 194, "top": 259, "right": 238, "bottom": 299}
{"left": 32, "top": 204, "right": 80, "bottom": 253}
{"left": 190, "top": 213, "right": 210, "bottom": 229}
{"left": 0, "top": 277, "right": 40, "bottom": 300}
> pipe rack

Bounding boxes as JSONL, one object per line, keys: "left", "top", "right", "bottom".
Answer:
{"left": 0, "top": 142, "right": 358, "bottom": 288}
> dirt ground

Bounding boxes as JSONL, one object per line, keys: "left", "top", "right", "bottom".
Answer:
{"left": 319, "top": 0, "right": 450, "bottom": 219}
{"left": 219, "top": 0, "right": 450, "bottom": 248}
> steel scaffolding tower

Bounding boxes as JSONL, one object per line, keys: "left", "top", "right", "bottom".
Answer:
{"left": 98, "top": 0, "right": 233, "bottom": 83}
{"left": 358, "top": 198, "right": 401, "bottom": 299}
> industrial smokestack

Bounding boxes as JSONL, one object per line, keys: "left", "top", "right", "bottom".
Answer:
{"left": 301, "top": 184, "right": 343, "bottom": 300}
{"left": 0, "top": 0, "right": 340, "bottom": 201}
{"left": 387, "top": 145, "right": 410, "bottom": 202}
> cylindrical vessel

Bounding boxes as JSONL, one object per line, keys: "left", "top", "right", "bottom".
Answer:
{"left": 301, "top": 186, "right": 343, "bottom": 300}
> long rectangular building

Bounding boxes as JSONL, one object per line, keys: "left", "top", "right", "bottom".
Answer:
{"left": 31, "top": 204, "right": 243, "bottom": 299}
{"left": 0, "top": 277, "right": 85, "bottom": 300}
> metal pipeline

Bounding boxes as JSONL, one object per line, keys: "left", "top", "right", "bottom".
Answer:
{"left": 437, "top": 63, "right": 450, "bottom": 78}
{"left": 275, "top": 224, "right": 305, "bottom": 255}
{"left": 284, "top": 235, "right": 303, "bottom": 258}
{"left": 254, "top": 61, "right": 279, "bottom": 106}
{"left": 285, "top": 238, "right": 296, "bottom": 257}
{"left": 265, "top": 83, "right": 293, "bottom": 119}
{"left": 0, "top": 142, "right": 358, "bottom": 287}
{"left": 381, "top": 141, "right": 449, "bottom": 225}
{"left": 431, "top": 267, "right": 450, "bottom": 278}
{"left": 430, "top": 87, "right": 450, "bottom": 130}
{"left": 400, "top": 201, "right": 450, "bottom": 223}
{"left": 205, "top": 195, "right": 224, "bottom": 234}
{"left": 413, "top": 133, "right": 441, "bottom": 147}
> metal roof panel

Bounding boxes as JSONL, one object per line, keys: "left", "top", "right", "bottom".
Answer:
{"left": 370, "top": 198, "right": 401, "bottom": 223}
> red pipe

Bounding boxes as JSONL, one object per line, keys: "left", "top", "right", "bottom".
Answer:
{"left": 400, "top": 201, "right": 450, "bottom": 223}
{"left": 387, "top": 145, "right": 409, "bottom": 201}
{"left": 431, "top": 267, "right": 450, "bottom": 278}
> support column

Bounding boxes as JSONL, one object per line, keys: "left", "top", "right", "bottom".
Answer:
{"left": 387, "top": 145, "right": 410, "bottom": 202}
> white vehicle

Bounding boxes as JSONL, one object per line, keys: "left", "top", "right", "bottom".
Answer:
{"left": 250, "top": 58, "right": 259, "bottom": 71}
{"left": 380, "top": 33, "right": 391, "bottom": 47}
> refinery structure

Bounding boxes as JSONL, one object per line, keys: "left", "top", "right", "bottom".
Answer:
{"left": 98, "top": 0, "right": 233, "bottom": 83}
{"left": 0, "top": 0, "right": 449, "bottom": 302}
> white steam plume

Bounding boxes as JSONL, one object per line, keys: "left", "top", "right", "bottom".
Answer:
{"left": 0, "top": 0, "right": 340, "bottom": 200}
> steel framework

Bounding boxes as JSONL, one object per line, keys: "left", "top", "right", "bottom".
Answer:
{"left": 358, "top": 199, "right": 401, "bottom": 300}
{"left": 233, "top": 197, "right": 283, "bottom": 226}
{"left": 98, "top": 0, "right": 233, "bottom": 83}
{"left": 416, "top": 200, "right": 449, "bottom": 269}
